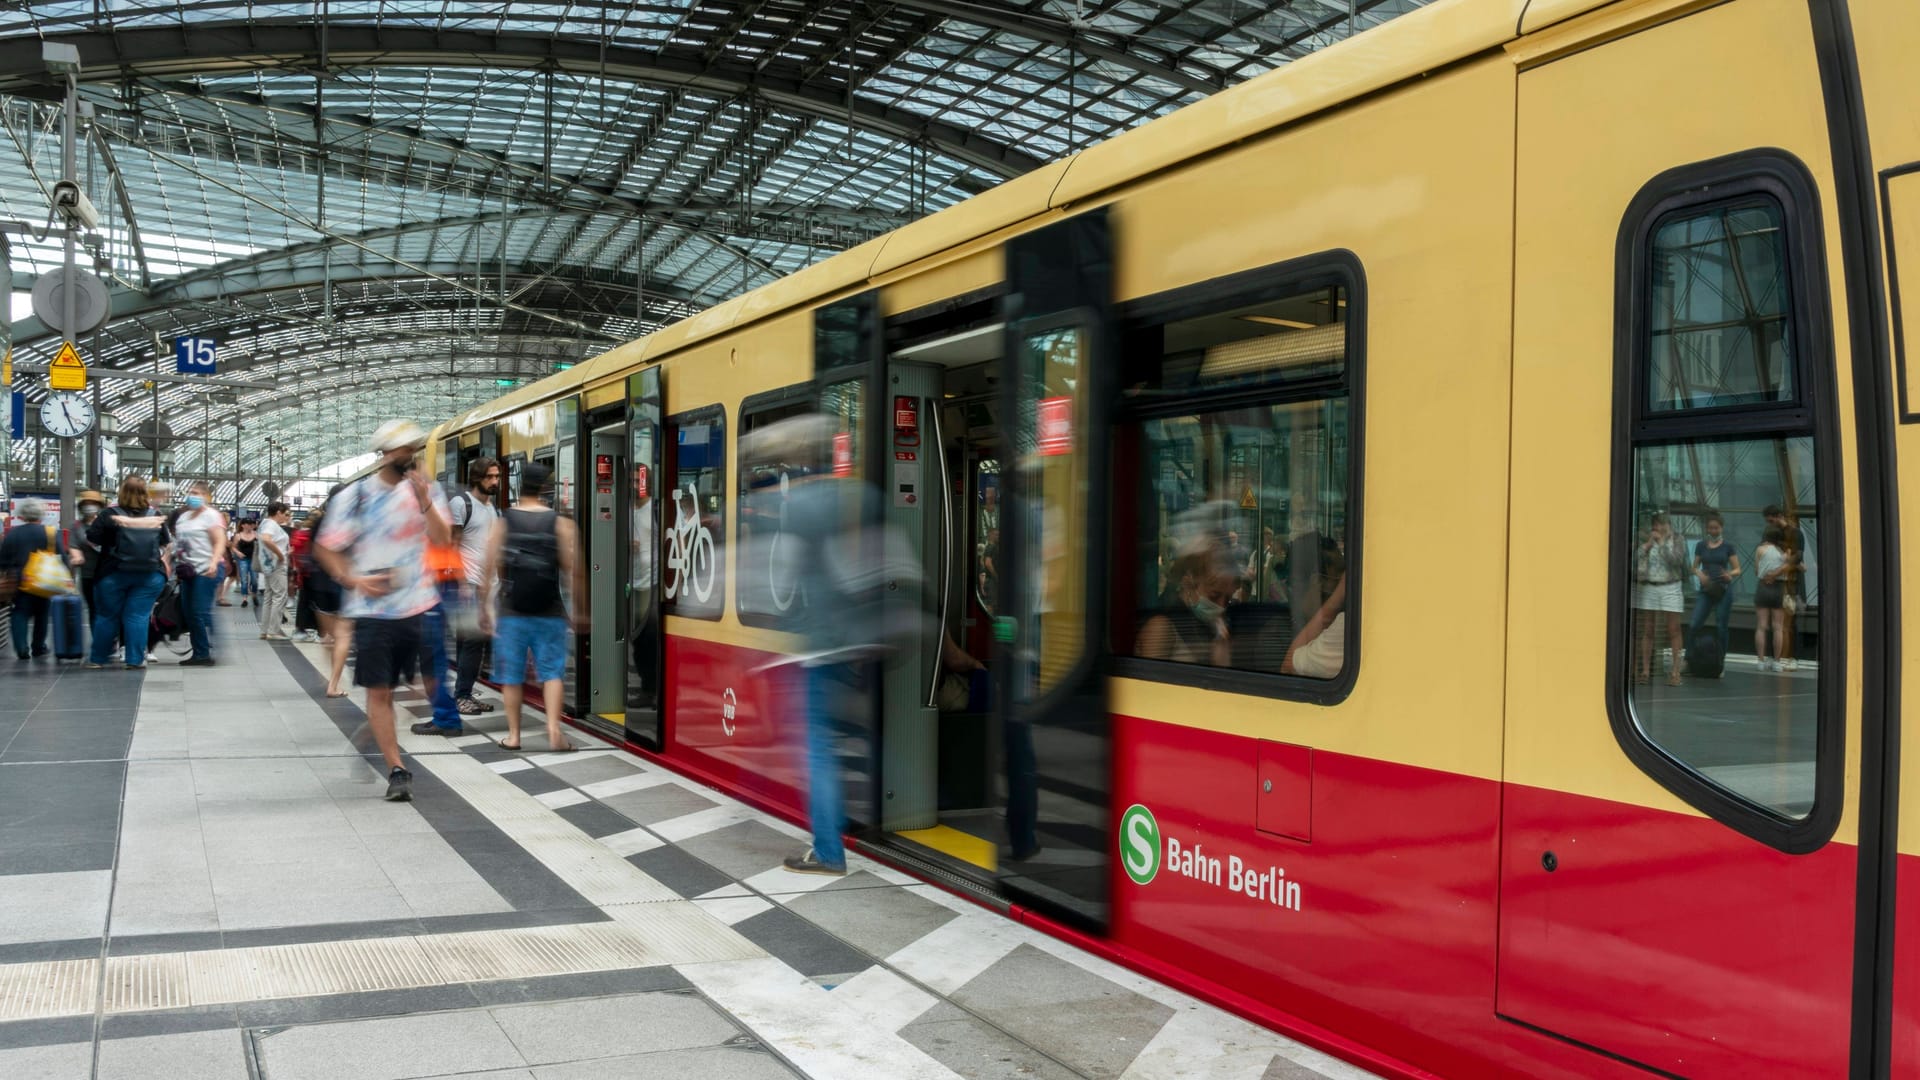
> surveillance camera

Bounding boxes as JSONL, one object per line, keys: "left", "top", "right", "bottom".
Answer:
{"left": 51, "top": 180, "right": 99, "bottom": 231}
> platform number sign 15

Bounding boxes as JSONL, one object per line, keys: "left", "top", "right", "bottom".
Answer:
{"left": 174, "top": 336, "right": 217, "bottom": 376}
{"left": 1120, "top": 804, "right": 1161, "bottom": 886}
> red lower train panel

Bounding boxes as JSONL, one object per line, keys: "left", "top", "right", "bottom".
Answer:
{"left": 624, "top": 635, "right": 1878, "bottom": 1078}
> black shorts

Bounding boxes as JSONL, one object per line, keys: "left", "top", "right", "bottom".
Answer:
{"left": 353, "top": 615, "right": 423, "bottom": 689}
{"left": 1754, "top": 582, "right": 1786, "bottom": 610}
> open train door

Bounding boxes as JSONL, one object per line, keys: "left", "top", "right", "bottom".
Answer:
{"left": 624, "top": 367, "right": 665, "bottom": 749}
{"left": 996, "top": 210, "right": 1115, "bottom": 929}
{"left": 1498, "top": 2, "right": 1892, "bottom": 1076}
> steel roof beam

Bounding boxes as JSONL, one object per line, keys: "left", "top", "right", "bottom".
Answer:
{"left": 882, "top": 0, "right": 1225, "bottom": 96}
{"left": 0, "top": 25, "right": 1048, "bottom": 178}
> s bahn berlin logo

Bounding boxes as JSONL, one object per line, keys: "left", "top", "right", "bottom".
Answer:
{"left": 1119, "top": 804, "right": 1302, "bottom": 912}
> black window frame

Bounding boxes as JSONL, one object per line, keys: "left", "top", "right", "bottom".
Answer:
{"left": 1108, "top": 249, "right": 1367, "bottom": 707}
{"left": 735, "top": 383, "right": 817, "bottom": 629}
{"left": 1606, "top": 149, "right": 1845, "bottom": 854}
{"left": 662, "top": 403, "right": 729, "bottom": 621}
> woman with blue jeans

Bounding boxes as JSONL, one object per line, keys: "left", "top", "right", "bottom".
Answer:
{"left": 1689, "top": 511, "right": 1742, "bottom": 657}
{"left": 171, "top": 480, "right": 229, "bottom": 667}
{"left": 87, "top": 475, "right": 169, "bottom": 669}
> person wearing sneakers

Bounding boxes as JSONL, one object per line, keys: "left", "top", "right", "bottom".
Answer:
{"left": 480, "top": 461, "right": 584, "bottom": 753}
{"left": 172, "top": 481, "right": 229, "bottom": 667}
{"left": 315, "top": 421, "right": 452, "bottom": 802}
{"left": 256, "top": 502, "right": 293, "bottom": 641}
{"left": 448, "top": 457, "right": 500, "bottom": 718}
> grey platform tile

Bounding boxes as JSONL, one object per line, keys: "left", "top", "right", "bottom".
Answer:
{"left": 1265, "top": 1053, "right": 1338, "bottom": 1079}
{"left": 730, "top": 907, "right": 874, "bottom": 980}
{"left": 4, "top": 710, "right": 136, "bottom": 763}
{"left": 97, "top": 1027, "right": 249, "bottom": 1080}
{"left": 414, "top": 1072, "right": 534, "bottom": 1080}
{"left": 100, "top": 1005, "right": 240, "bottom": 1040}
{"left": 0, "top": 936, "right": 100, "bottom": 965}
{"left": 108, "top": 930, "right": 226, "bottom": 957}
{"left": 529, "top": 1045, "right": 798, "bottom": 1080}
{"left": 466, "top": 966, "right": 691, "bottom": 1007}
{"left": 0, "top": 1039, "right": 92, "bottom": 1080}
{"left": 235, "top": 984, "right": 483, "bottom": 1029}
{"left": 784, "top": 882, "right": 959, "bottom": 961}
{"left": 676, "top": 820, "right": 797, "bottom": 882}
{"left": 0, "top": 870, "right": 111, "bottom": 945}
{"left": 902, "top": 1016, "right": 1085, "bottom": 1080}
{"left": 0, "top": 1017, "right": 96, "bottom": 1052}
{"left": 0, "top": 761, "right": 125, "bottom": 876}
{"left": 253, "top": 1008, "right": 525, "bottom": 1080}
{"left": 597, "top": 783, "right": 718, "bottom": 827}
{"left": 220, "top": 916, "right": 428, "bottom": 951}
{"left": 499, "top": 768, "right": 572, "bottom": 798}
{"left": 952, "top": 944, "right": 1175, "bottom": 1080}
{"left": 489, "top": 990, "right": 737, "bottom": 1065}
{"left": 539, "top": 754, "right": 642, "bottom": 789}
{"left": 626, "top": 845, "right": 735, "bottom": 900}
{"left": 551, "top": 799, "right": 636, "bottom": 840}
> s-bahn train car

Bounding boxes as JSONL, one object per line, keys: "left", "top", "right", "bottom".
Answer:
{"left": 425, "top": 0, "right": 1920, "bottom": 1074}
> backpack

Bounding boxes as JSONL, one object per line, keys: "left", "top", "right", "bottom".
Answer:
{"left": 1686, "top": 624, "right": 1725, "bottom": 678}
{"left": 502, "top": 508, "right": 562, "bottom": 615}
{"left": 110, "top": 509, "right": 165, "bottom": 571}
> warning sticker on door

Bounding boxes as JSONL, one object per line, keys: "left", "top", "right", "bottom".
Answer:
{"left": 1037, "top": 396, "right": 1072, "bottom": 456}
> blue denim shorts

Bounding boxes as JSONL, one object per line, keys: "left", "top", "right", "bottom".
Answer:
{"left": 492, "top": 614, "right": 570, "bottom": 683}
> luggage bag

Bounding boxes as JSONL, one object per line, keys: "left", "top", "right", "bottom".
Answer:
{"left": 50, "top": 593, "right": 85, "bottom": 660}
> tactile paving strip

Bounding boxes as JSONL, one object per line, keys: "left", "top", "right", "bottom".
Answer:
{"left": 0, "top": 908, "right": 761, "bottom": 1021}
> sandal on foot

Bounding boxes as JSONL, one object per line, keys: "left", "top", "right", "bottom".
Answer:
{"left": 498, "top": 741, "right": 523, "bottom": 751}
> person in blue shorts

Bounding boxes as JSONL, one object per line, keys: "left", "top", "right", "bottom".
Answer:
{"left": 481, "top": 461, "right": 584, "bottom": 752}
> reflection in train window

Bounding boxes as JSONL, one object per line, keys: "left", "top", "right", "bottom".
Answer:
{"left": 737, "top": 391, "right": 816, "bottom": 627}
{"left": 974, "top": 458, "right": 1000, "bottom": 617}
{"left": 1627, "top": 447, "right": 1821, "bottom": 819}
{"left": 1647, "top": 200, "right": 1797, "bottom": 413}
{"left": 663, "top": 407, "right": 726, "bottom": 620}
{"left": 1117, "top": 275, "right": 1356, "bottom": 684}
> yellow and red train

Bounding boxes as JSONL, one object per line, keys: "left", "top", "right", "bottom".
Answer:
{"left": 426, "top": 0, "right": 1920, "bottom": 1074}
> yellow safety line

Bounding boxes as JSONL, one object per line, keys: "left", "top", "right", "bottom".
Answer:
{"left": 896, "top": 825, "right": 997, "bottom": 872}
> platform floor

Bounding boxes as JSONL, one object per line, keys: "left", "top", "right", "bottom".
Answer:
{"left": 0, "top": 608, "right": 1375, "bottom": 1080}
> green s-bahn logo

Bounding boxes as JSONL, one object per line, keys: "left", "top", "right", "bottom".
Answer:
{"left": 1119, "top": 803, "right": 1161, "bottom": 885}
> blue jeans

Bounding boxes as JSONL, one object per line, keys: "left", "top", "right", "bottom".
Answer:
{"left": 804, "top": 663, "right": 847, "bottom": 868}
{"left": 179, "top": 564, "right": 224, "bottom": 659}
{"left": 235, "top": 557, "right": 254, "bottom": 597}
{"left": 423, "top": 589, "right": 461, "bottom": 729}
{"left": 90, "top": 570, "right": 165, "bottom": 665}
{"left": 1689, "top": 583, "right": 1735, "bottom": 653}
{"left": 11, "top": 594, "right": 49, "bottom": 657}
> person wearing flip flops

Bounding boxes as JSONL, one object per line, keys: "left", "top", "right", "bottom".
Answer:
{"left": 479, "top": 461, "right": 585, "bottom": 753}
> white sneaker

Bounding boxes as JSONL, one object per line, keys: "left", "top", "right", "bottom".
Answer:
{"left": 1783, "top": 657, "right": 1799, "bottom": 671}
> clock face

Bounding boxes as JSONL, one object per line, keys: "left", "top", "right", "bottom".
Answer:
{"left": 39, "top": 391, "right": 95, "bottom": 438}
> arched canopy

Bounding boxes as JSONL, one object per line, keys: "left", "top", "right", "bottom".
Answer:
{"left": 0, "top": 0, "right": 1432, "bottom": 488}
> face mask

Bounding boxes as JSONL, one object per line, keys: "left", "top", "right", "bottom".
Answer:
{"left": 81, "top": 506, "right": 99, "bottom": 519}
{"left": 1192, "top": 597, "right": 1225, "bottom": 623}
{"left": 185, "top": 496, "right": 205, "bottom": 510}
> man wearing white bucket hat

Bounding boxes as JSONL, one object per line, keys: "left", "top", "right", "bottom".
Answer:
{"left": 315, "top": 420, "right": 452, "bottom": 802}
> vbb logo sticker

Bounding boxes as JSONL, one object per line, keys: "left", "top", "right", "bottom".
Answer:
{"left": 721, "top": 688, "right": 738, "bottom": 736}
{"left": 1119, "top": 803, "right": 1160, "bottom": 885}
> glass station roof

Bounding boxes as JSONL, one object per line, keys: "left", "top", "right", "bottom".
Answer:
{"left": 0, "top": 0, "right": 1431, "bottom": 491}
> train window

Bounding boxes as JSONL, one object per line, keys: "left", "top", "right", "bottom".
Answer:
{"left": 1646, "top": 201, "right": 1797, "bottom": 413}
{"left": 737, "top": 389, "right": 816, "bottom": 627}
{"left": 1612, "top": 155, "right": 1839, "bottom": 847}
{"left": 1115, "top": 266, "right": 1359, "bottom": 694}
{"left": 664, "top": 406, "right": 726, "bottom": 619}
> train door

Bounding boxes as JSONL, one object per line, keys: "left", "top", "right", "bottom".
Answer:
{"left": 625, "top": 368, "right": 664, "bottom": 748}
{"left": 1499, "top": 2, "right": 1885, "bottom": 1075}
{"left": 582, "top": 418, "right": 627, "bottom": 737}
{"left": 994, "top": 211, "right": 1115, "bottom": 927}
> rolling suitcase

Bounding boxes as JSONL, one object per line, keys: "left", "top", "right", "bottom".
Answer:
{"left": 50, "top": 593, "right": 85, "bottom": 660}
{"left": 1686, "top": 624, "right": 1724, "bottom": 678}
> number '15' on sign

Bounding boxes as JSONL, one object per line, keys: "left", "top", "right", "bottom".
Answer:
{"left": 174, "top": 337, "right": 217, "bottom": 375}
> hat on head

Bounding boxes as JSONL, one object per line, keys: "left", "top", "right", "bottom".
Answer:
{"left": 370, "top": 420, "right": 428, "bottom": 453}
{"left": 77, "top": 490, "right": 106, "bottom": 506}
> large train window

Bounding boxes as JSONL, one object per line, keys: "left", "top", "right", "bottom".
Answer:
{"left": 1111, "top": 255, "right": 1362, "bottom": 701}
{"left": 663, "top": 405, "right": 726, "bottom": 620}
{"left": 736, "top": 386, "right": 815, "bottom": 628}
{"left": 1611, "top": 152, "right": 1842, "bottom": 850}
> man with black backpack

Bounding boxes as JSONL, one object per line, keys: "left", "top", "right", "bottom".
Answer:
{"left": 315, "top": 421, "right": 452, "bottom": 802}
{"left": 480, "top": 461, "right": 584, "bottom": 752}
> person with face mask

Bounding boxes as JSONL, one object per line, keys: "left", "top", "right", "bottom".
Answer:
{"left": 1137, "top": 549, "right": 1237, "bottom": 667}
{"left": 172, "top": 480, "right": 229, "bottom": 666}
{"left": 315, "top": 420, "right": 452, "bottom": 803}
{"left": 67, "top": 491, "right": 107, "bottom": 621}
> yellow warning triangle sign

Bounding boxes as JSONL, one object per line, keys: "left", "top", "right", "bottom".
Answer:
{"left": 1239, "top": 485, "right": 1257, "bottom": 510}
{"left": 48, "top": 341, "right": 85, "bottom": 391}
{"left": 2, "top": 348, "right": 11, "bottom": 386}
